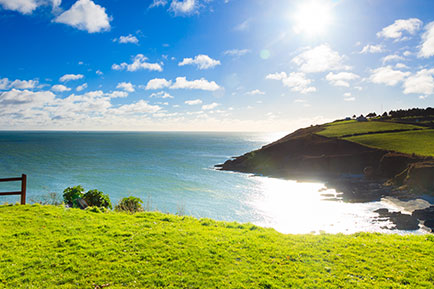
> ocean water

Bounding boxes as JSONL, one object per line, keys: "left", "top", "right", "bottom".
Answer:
{"left": 0, "top": 131, "right": 430, "bottom": 234}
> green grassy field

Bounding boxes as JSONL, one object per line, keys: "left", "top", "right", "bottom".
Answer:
{"left": 317, "top": 120, "right": 424, "bottom": 138}
{"left": 344, "top": 129, "right": 434, "bottom": 157}
{"left": 1, "top": 205, "right": 433, "bottom": 288}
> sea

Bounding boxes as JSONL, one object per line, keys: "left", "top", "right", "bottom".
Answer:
{"left": 0, "top": 131, "right": 431, "bottom": 234}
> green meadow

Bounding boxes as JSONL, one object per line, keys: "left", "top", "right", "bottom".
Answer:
{"left": 1, "top": 205, "right": 433, "bottom": 288}
{"left": 317, "top": 120, "right": 424, "bottom": 138}
{"left": 344, "top": 129, "right": 434, "bottom": 157}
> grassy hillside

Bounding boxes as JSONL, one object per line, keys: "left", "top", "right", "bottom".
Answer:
{"left": 1, "top": 205, "right": 433, "bottom": 288}
{"left": 317, "top": 120, "right": 424, "bottom": 138}
{"left": 344, "top": 129, "right": 434, "bottom": 157}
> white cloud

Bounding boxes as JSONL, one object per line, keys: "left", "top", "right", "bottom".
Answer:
{"left": 326, "top": 72, "right": 360, "bottom": 87}
{"left": 170, "top": 77, "right": 221, "bottom": 91}
{"left": 382, "top": 54, "right": 405, "bottom": 64}
{"left": 419, "top": 22, "right": 434, "bottom": 58}
{"left": 234, "top": 19, "right": 250, "bottom": 31}
{"left": 169, "top": 0, "right": 196, "bottom": 15}
{"left": 112, "top": 100, "right": 161, "bottom": 115}
{"left": 377, "top": 18, "right": 422, "bottom": 40}
{"left": 150, "top": 91, "right": 173, "bottom": 99}
{"left": 112, "top": 54, "right": 163, "bottom": 72}
{"left": 292, "top": 44, "right": 350, "bottom": 73}
{"left": 54, "top": 0, "right": 111, "bottom": 33}
{"left": 114, "top": 34, "right": 139, "bottom": 44}
{"left": 403, "top": 50, "right": 412, "bottom": 57}
{"left": 10, "top": 79, "right": 38, "bottom": 89}
{"left": 178, "top": 54, "right": 221, "bottom": 70}
{"left": 96, "top": 70, "right": 103, "bottom": 76}
{"left": 223, "top": 49, "right": 250, "bottom": 57}
{"left": 60, "top": 74, "right": 84, "bottom": 82}
{"left": 185, "top": 99, "right": 202, "bottom": 105}
{"left": 106, "top": 91, "right": 128, "bottom": 98}
{"left": 145, "top": 78, "right": 172, "bottom": 90}
{"left": 116, "top": 82, "right": 135, "bottom": 92}
{"left": 0, "top": 78, "right": 9, "bottom": 90}
{"left": 403, "top": 69, "right": 434, "bottom": 95}
{"left": 360, "top": 44, "right": 385, "bottom": 54}
{"left": 0, "top": 89, "right": 55, "bottom": 111}
{"left": 76, "top": 83, "right": 88, "bottom": 91}
{"left": 266, "top": 72, "right": 316, "bottom": 94}
{"left": 149, "top": 0, "right": 167, "bottom": 8}
{"left": 369, "top": 66, "right": 410, "bottom": 86}
{"left": 0, "top": 0, "right": 38, "bottom": 14}
{"left": 51, "top": 84, "right": 71, "bottom": 92}
{"left": 246, "top": 89, "right": 265, "bottom": 95}
{"left": 202, "top": 102, "right": 219, "bottom": 110}
{"left": 395, "top": 63, "right": 409, "bottom": 69}
{"left": 344, "top": 96, "right": 356, "bottom": 101}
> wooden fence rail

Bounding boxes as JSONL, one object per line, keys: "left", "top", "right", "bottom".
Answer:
{"left": 0, "top": 174, "right": 27, "bottom": 204}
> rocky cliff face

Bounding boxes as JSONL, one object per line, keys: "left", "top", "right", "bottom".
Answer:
{"left": 217, "top": 125, "right": 434, "bottom": 194}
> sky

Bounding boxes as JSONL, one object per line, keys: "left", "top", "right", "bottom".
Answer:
{"left": 0, "top": 0, "right": 434, "bottom": 131}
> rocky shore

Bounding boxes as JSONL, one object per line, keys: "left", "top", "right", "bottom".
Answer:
{"left": 216, "top": 125, "right": 434, "bottom": 232}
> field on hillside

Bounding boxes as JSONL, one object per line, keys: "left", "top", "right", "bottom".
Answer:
{"left": 1, "top": 205, "right": 433, "bottom": 288}
{"left": 317, "top": 120, "right": 424, "bottom": 138}
{"left": 344, "top": 129, "right": 434, "bottom": 157}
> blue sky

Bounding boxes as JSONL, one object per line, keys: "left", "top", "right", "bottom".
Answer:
{"left": 0, "top": 0, "right": 434, "bottom": 131}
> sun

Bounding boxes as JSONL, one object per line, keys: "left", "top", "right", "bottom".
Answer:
{"left": 293, "top": 0, "right": 334, "bottom": 36}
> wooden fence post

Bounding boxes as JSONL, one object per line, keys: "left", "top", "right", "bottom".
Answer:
{"left": 21, "top": 174, "right": 26, "bottom": 205}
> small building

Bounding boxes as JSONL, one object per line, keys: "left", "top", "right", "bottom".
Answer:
{"left": 356, "top": 115, "right": 368, "bottom": 122}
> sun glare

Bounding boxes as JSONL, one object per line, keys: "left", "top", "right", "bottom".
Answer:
{"left": 293, "top": 0, "right": 334, "bottom": 36}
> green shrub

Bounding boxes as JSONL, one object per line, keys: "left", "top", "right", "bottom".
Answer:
{"left": 83, "top": 190, "right": 112, "bottom": 209}
{"left": 63, "top": 185, "right": 84, "bottom": 206}
{"left": 115, "top": 196, "right": 143, "bottom": 213}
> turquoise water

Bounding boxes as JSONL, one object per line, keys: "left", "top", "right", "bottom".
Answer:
{"left": 0, "top": 131, "right": 430, "bottom": 234}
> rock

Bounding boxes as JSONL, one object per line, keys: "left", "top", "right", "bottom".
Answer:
{"left": 412, "top": 206, "right": 434, "bottom": 231}
{"left": 374, "top": 208, "right": 420, "bottom": 231}
{"left": 404, "top": 162, "right": 434, "bottom": 192}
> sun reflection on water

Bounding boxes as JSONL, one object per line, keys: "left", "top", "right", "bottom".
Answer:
{"left": 243, "top": 176, "right": 426, "bottom": 234}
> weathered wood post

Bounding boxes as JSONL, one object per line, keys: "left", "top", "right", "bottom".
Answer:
{"left": 21, "top": 174, "right": 27, "bottom": 205}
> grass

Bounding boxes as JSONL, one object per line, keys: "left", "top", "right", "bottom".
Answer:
{"left": 1, "top": 205, "right": 433, "bottom": 288}
{"left": 317, "top": 120, "right": 424, "bottom": 138}
{"left": 344, "top": 129, "right": 434, "bottom": 157}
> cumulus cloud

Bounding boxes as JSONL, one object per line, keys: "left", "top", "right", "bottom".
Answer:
{"left": 112, "top": 100, "right": 161, "bottom": 115}
{"left": 369, "top": 66, "right": 410, "bottom": 86}
{"left": 0, "top": 78, "right": 9, "bottom": 90}
{"left": 169, "top": 0, "right": 196, "bottom": 15}
{"left": 360, "top": 44, "right": 385, "bottom": 54}
{"left": 382, "top": 54, "right": 405, "bottom": 64}
{"left": 246, "top": 89, "right": 265, "bottom": 95}
{"left": 202, "top": 102, "right": 219, "bottom": 110}
{"left": 116, "top": 82, "right": 135, "bottom": 92}
{"left": 145, "top": 78, "right": 172, "bottom": 90}
{"left": 76, "top": 83, "right": 88, "bottom": 91}
{"left": 185, "top": 99, "right": 202, "bottom": 105}
{"left": 114, "top": 34, "right": 139, "bottom": 44}
{"left": 51, "top": 84, "right": 71, "bottom": 92}
{"left": 106, "top": 91, "right": 128, "bottom": 98}
{"left": 419, "top": 22, "right": 434, "bottom": 58}
{"left": 54, "top": 0, "right": 111, "bottom": 33}
{"left": 403, "top": 69, "right": 434, "bottom": 95}
{"left": 178, "top": 54, "right": 221, "bottom": 70}
{"left": 112, "top": 54, "right": 162, "bottom": 72}
{"left": 10, "top": 79, "right": 38, "bottom": 89}
{"left": 326, "top": 72, "right": 360, "bottom": 87}
{"left": 266, "top": 72, "right": 316, "bottom": 94}
{"left": 0, "top": 89, "right": 55, "bottom": 111}
{"left": 170, "top": 77, "right": 221, "bottom": 91}
{"left": 60, "top": 74, "right": 84, "bottom": 82}
{"left": 292, "top": 44, "right": 350, "bottom": 73}
{"left": 150, "top": 91, "right": 173, "bottom": 99}
{"left": 149, "top": 0, "right": 167, "bottom": 8}
{"left": 223, "top": 49, "right": 250, "bottom": 57}
{"left": 0, "top": 0, "right": 38, "bottom": 14}
{"left": 377, "top": 18, "right": 422, "bottom": 40}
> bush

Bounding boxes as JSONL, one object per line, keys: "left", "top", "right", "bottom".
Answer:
{"left": 115, "top": 196, "right": 143, "bottom": 213}
{"left": 83, "top": 190, "right": 112, "bottom": 209}
{"left": 63, "top": 185, "right": 84, "bottom": 207}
